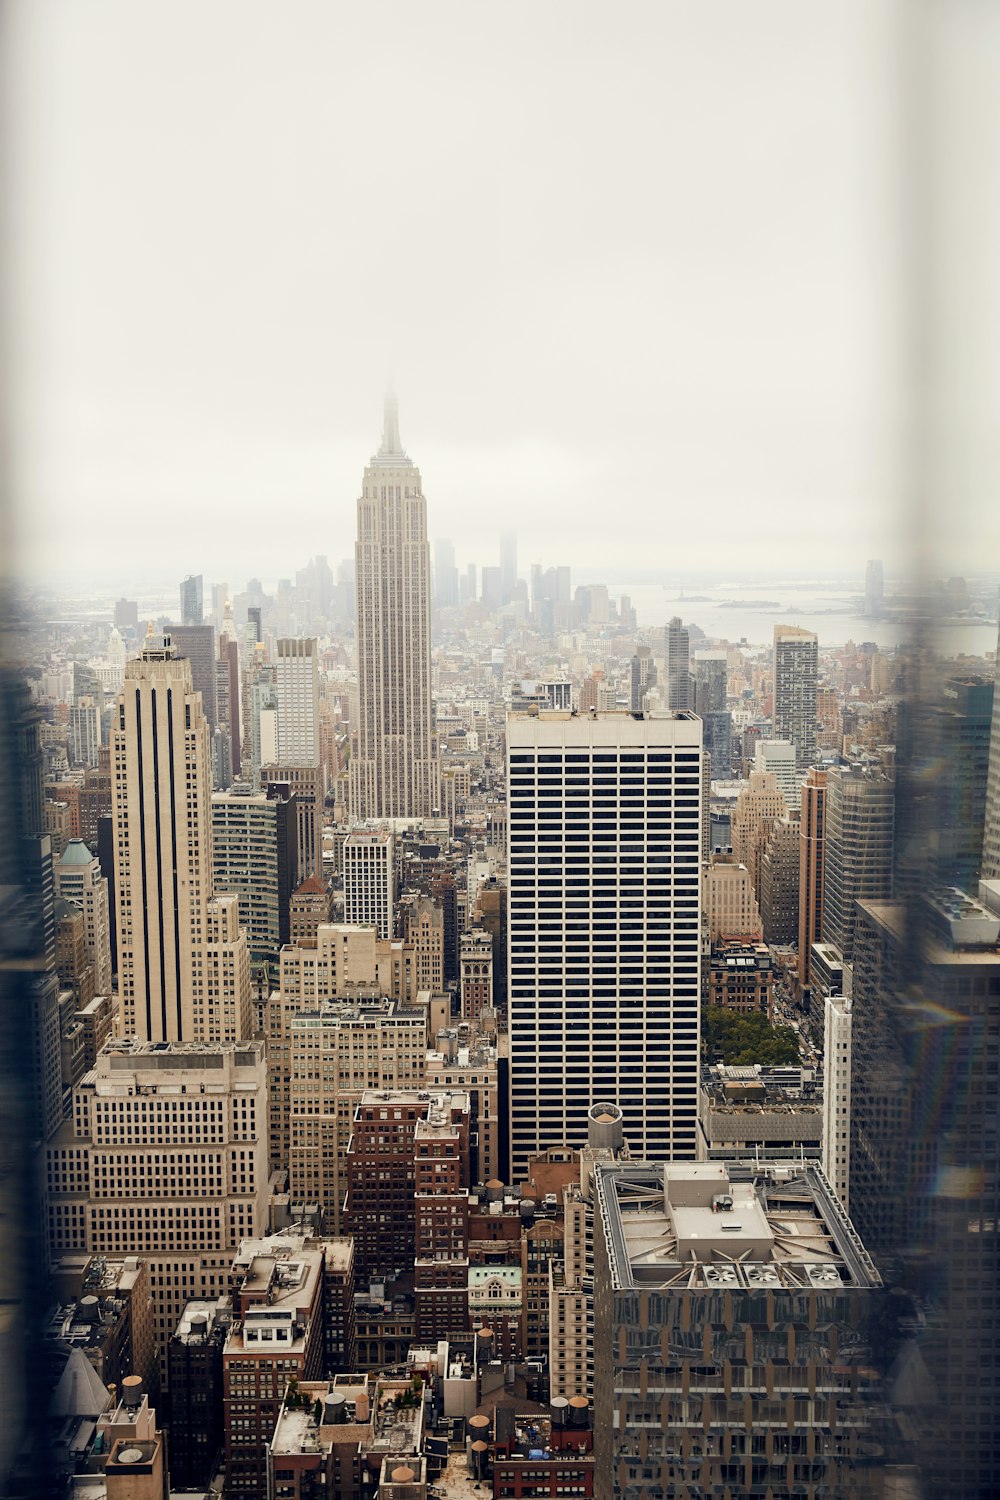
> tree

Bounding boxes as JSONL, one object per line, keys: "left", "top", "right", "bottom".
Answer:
{"left": 702, "top": 1005, "right": 799, "bottom": 1067}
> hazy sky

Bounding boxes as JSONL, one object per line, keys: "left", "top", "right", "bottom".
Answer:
{"left": 3, "top": 1, "right": 998, "bottom": 592}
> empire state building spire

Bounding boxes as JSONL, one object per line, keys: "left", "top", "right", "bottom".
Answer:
{"left": 351, "top": 394, "right": 439, "bottom": 819}
{"left": 375, "top": 388, "right": 411, "bottom": 465}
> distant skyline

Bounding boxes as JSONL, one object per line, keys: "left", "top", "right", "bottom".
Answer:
{"left": 5, "top": 2, "right": 999, "bottom": 587}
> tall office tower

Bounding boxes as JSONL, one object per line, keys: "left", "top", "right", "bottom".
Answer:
{"left": 758, "top": 812, "right": 800, "bottom": 944}
{"left": 351, "top": 395, "right": 439, "bottom": 820}
{"left": 864, "top": 557, "right": 884, "bottom": 617}
{"left": 619, "top": 592, "right": 637, "bottom": 632}
{"left": 287, "top": 998, "right": 426, "bottom": 1230}
{"left": 248, "top": 667, "right": 277, "bottom": 784}
{"left": 701, "top": 710, "right": 733, "bottom": 779}
{"left": 797, "top": 766, "right": 828, "bottom": 997}
{"left": 500, "top": 531, "right": 518, "bottom": 605}
{"left": 114, "top": 597, "right": 139, "bottom": 634}
{"left": 222, "top": 1231, "right": 333, "bottom": 1500}
{"left": 693, "top": 650, "right": 727, "bottom": 714}
{"left": 179, "top": 573, "right": 203, "bottom": 626}
{"left": 211, "top": 724, "right": 233, "bottom": 793}
{"left": 288, "top": 875, "right": 333, "bottom": 944}
{"left": 211, "top": 783, "right": 298, "bottom": 962}
{"left": 529, "top": 562, "right": 543, "bottom": 617}
{"left": 260, "top": 765, "right": 323, "bottom": 884}
{"left": 850, "top": 890, "right": 1000, "bottom": 1496}
{"left": 703, "top": 851, "right": 761, "bottom": 941}
{"left": 979, "top": 616, "right": 1000, "bottom": 878}
{"left": 465, "top": 562, "right": 477, "bottom": 605}
{"left": 822, "top": 760, "right": 894, "bottom": 963}
{"left": 55, "top": 838, "right": 113, "bottom": 996}
{"left": 459, "top": 928, "right": 494, "bottom": 1020}
{"left": 753, "top": 737, "right": 799, "bottom": 811}
{"left": 927, "top": 674, "right": 994, "bottom": 888}
{"left": 507, "top": 710, "right": 702, "bottom": 1179}
{"left": 113, "top": 639, "right": 251, "bottom": 1043}
{"left": 219, "top": 603, "right": 241, "bottom": 777}
{"left": 23, "top": 832, "right": 63, "bottom": 1141}
{"left": 265, "top": 924, "right": 386, "bottom": 1167}
{"left": 69, "top": 695, "right": 101, "bottom": 768}
{"left": 822, "top": 993, "right": 852, "bottom": 1209}
{"left": 46, "top": 1039, "right": 268, "bottom": 1371}
{"left": 730, "top": 770, "right": 787, "bottom": 904}
{"left": 413, "top": 1094, "right": 473, "bottom": 1341}
{"left": 403, "top": 893, "right": 445, "bottom": 992}
{"left": 434, "top": 537, "right": 459, "bottom": 607}
{"left": 664, "top": 616, "right": 693, "bottom": 711}
{"left": 168, "top": 1301, "right": 228, "bottom": 1489}
{"left": 168, "top": 623, "right": 217, "bottom": 730}
{"left": 772, "top": 624, "right": 818, "bottom": 770}
{"left": 275, "top": 637, "right": 321, "bottom": 766}
{"left": 343, "top": 824, "right": 394, "bottom": 938}
{"left": 628, "top": 647, "right": 657, "bottom": 714}
{"left": 481, "top": 565, "right": 502, "bottom": 612}
{"left": 593, "top": 1160, "right": 888, "bottom": 1500}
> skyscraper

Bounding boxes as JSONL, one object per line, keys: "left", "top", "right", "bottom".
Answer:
{"left": 849, "top": 890, "right": 1000, "bottom": 1495}
{"left": 665, "top": 617, "right": 692, "bottom": 710}
{"left": 351, "top": 395, "right": 439, "bottom": 819}
{"left": 822, "top": 760, "right": 895, "bottom": 963}
{"left": 211, "top": 783, "right": 298, "bottom": 961}
{"left": 500, "top": 531, "right": 518, "bottom": 605}
{"left": 55, "top": 838, "right": 113, "bottom": 997}
{"left": 925, "top": 673, "right": 994, "bottom": 888}
{"left": 822, "top": 992, "right": 852, "bottom": 1208}
{"left": 864, "top": 558, "right": 884, "bottom": 617}
{"left": 167, "top": 623, "right": 217, "bottom": 731}
{"left": 772, "top": 624, "right": 818, "bottom": 769}
{"left": 628, "top": 647, "right": 657, "bottom": 714}
{"left": 180, "top": 573, "right": 204, "bottom": 626}
{"left": 219, "top": 599, "right": 241, "bottom": 777}
{"left": 274, "top": 637, "right": 320, "bottom": 767}
{"left": 692, "top": 650, "right": 722, "bottom": 710}
{"left": 343, "top": 824, "right": 394, "bottom": 939}
{"left": 433, "top": 537, "right": 458, "bottom": 607}
{"left": 112, "top": 638, "right": 251, "bottom": 1043}
{"left": 981, "top": 615, "right": 1000, "bottom": 879}
{"left": 797, "top": 765, "right": 828, "bottom": 996}
{"left": 593, "top": 1159, "right": 887, "bottom": 1500}
{"left": 507, "top": 709, "right": 702, "bottom": 1178}
{"left": 753, "top": 737, "right": 799, "bottom": 810}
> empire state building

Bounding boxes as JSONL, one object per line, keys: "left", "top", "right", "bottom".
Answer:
{"left": 350, "top": 394, "right": 439, "bottom": 819}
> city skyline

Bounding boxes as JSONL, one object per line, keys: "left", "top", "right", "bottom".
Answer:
{"left": 6, "top": 3, "right": 999, "bottom": 592}
{"left": 4, "top": 3, "right": 1000, "bottom": 1491}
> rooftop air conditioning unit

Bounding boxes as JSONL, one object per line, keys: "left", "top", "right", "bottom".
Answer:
{"left": 703, "top": 1266, "right": 738, "bottom": 1285}
{"left": 807, "top": 1265, "right": 842, "bottom": 1286}
{"left": 746, "top": 1266, "right": 780, "bottom": 1286}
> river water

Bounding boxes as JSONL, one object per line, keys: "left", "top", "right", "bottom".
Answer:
{"left": 621, "top": 580, "right": 998, "bottom": 659}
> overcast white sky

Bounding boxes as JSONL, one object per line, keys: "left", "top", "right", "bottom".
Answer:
{"left": 2, "top": 1, "right": 998, "bottom": 592}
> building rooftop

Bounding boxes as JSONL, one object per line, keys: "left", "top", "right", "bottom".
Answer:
{"left": 493, "top": 1410, "right": 593, "bottom": 1461}
{"left": 701, "top": 1064, "right": 819, "bottom": 1112}
{"left": 369, "top": 1379, "right": 423, "bottom": 1456}
{"left": 173, "top": 1298, "right": 229, "bottom": 1344}
{"left": 862, "top": 895, "right": 1000, "bottom": 965}
{"left": 596, "top": 1161, "right": 880, "bottom": 1292}
{"left": 95, "top": 1037, "right": 265, "bottom": 1066}
{"left": 290, "top": 996, "right": 419, "bottom": 1029}
{"left": 269, "top": 1377, "right": 373, "bottom": 1456}
{"left": 58, "top": 838, "right": 96, "bottom": 866}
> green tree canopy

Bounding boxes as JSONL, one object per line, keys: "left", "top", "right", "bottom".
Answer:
{"left": 702, "top": 1005, "right": 800, "bottom": 1067}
